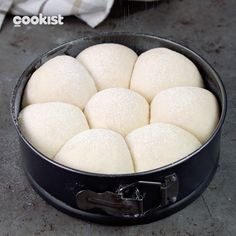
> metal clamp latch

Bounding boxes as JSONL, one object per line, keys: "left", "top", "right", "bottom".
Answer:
{"left": 76, "top": 173, "right": 179, "bottom": 218}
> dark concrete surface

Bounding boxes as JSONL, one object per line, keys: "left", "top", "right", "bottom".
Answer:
{"left": 0, "top": 0, "right": 235, "bottom": 235}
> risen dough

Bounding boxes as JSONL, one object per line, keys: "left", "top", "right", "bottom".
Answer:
{"left": 130, "top": 47, "right": 204, "bottom": 102}
{"left": 151, "top": 87, "right": 219, "bottom": 143}
{"left": 55, "top": 129, "right": 134, "bottom": 174}
{"left": 84, "top": 88, "right": 149, "bottom": 136}
{"left": 22, "top": 55, "right": 97, "bottom": 109}
{"left": 77, "top": 43, "right": 137, "bottom": 90}
{"left": 18, "top": 102, "right": 89, "bottom": 159}
{"left": 126, "top": 123, "right": 201, "bottom": 172}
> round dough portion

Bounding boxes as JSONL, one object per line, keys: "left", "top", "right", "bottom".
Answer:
{"left": 22, "top": 55, "right": 97, "bottom": 109}
{"left": 77, "top": 43, "right": 137, "bottom": 90}
{"left": 151, "top": 87, "right": 220, "bottom": 143}
{"left": 126, "top": 123, "right": 201, "bottom": 172}
{"left": 55, "top": 129, "right": 134, "bottom": 174}
{"left": 130, "top": 47, "right": 204, "bottom": 102}
{"left": 18, "top": 102, "right": 89, "bottom": 159}
{"left": 84, "top": 88, "right": 149, "bottom": 136}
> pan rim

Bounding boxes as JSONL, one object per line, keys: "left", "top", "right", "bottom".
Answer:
{"left": 10, "top": 32, "right": 227, "bottom": 178}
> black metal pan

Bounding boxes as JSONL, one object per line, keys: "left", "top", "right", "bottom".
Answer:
{"left": 11, "top": 32, "right": 227, "bottom": 225}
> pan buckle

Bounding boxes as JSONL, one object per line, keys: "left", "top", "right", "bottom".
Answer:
{"left": 76, "top": 173, "right": 179, "bottom": 218}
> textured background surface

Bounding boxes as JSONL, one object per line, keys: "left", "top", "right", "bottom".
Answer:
{"left": 0, "top": 0, "right": 235, "bottom": 235}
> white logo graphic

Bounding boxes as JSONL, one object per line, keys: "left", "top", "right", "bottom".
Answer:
{"left": 13, "top": 14, "right": 64, "bottom": 27}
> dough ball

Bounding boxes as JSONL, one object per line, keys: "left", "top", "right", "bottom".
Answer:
{"left": 84, "top": 88, "right": 149, "bottom": 136}
{"left": 126, "top": 123, "right": 201, "bottom": 172}
{"left": 130, "top": 47, "right": 204, "bottom": 102}
{"left": 22, "top": 55, "right": 97, "bottom": 109}
{"left": 151, "top": 87, "right": 220, "bottom": 143}
{"left": 77, "top": 43, "right": 137, "bottom": 90}
{"left": 18, "top": 102, "right": 89, "bottom": 159}
{"left": 55, "top": 129, "right": 134, "bottom": 174}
